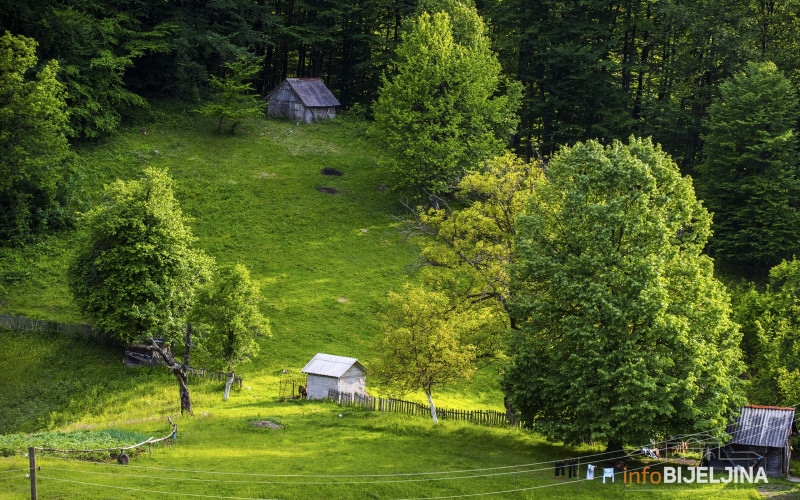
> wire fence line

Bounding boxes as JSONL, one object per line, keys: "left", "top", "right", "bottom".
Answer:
{"left": 327, "top": 389, "right": 520, "bottom": 427}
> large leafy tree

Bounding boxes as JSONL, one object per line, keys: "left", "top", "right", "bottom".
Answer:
{"left": 734, "top": 257, "right": 800, "bottom": 405}
{"left": 370, "top": 1, "right": 520, "bottom": 197}
{"left": 193, "top": 263, "right": 271, "bottom": 400}
{"left": 371, "top": 285, "right": 478, "bottom": 424}
{"left": 405, "top": 154, "right": 542, "bottom": 358}
{"left": 0, "top": 31, "right": 75, "bottom": 244}
{"left": 505, "top": 137, "right": 744, "bottom": 450}
{"left": 697, "top": 61, "right": 800, "bottom": 277}
{"left": 69, "top": 167, "right": 213, "bottom": 415}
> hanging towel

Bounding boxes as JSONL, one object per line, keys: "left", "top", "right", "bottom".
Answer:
{"left": 586, "top": 464, "right": 595, "bottom": 480}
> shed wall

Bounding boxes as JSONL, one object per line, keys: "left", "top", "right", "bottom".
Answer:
{"left": 306, "top": 374, "right": 340, "bottom": 400}
{"left": 337, "top": 365, "right": 366, "bottom": 395}
{"left": 268, "top": 82, "right": 337, "bottom": 124}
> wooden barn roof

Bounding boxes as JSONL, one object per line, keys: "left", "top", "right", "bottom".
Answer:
{"left": 283, "top": 78, "right": 340, "bottom": 107}
{"left": 729, "top": 405, "right": 797, "bottom": 448}
{"left": 301, "top": 353, "right": 364, "bottom": 378}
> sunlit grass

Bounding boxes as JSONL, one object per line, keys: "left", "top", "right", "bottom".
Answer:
{"left": 0, "top": 112, "right": 793, "bottom": 498}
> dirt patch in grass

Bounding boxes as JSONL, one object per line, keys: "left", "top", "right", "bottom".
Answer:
{"left": 316, "top": 187, "right": 338, "bottom": 194}
{"left": 757, "top": 484, "right": 800, "bottom": 498}
{"left": 321, "top": 167, "right": 343, "bottom": 176}
{"left": 250, "top": 420, "right": 282, "bottom": 430}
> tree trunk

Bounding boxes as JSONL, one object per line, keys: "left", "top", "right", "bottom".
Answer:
{"left": 223, "top": 371, "right": 236, "bottom": 401}
{"left": 149, "top": 322, "right": 194, "bottom": 416}
{"left": 425, "top": 389, "right": 438, "bottom": 425}
{"left": 175, "top": 367, "right": 193, "bottom": 416}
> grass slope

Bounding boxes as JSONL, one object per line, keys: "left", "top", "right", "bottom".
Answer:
{"left": 0, "top": 112, "right": 791, "bottom": 498}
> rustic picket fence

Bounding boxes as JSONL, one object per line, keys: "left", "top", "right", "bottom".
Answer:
{"left": 327, "top": 389, "right": 520, "bottom": 427}
{"left": 0, "top": 313, "right": 115, "bottom": 343}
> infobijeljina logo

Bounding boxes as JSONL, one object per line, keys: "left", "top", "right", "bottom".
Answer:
{"left": 624, "top": 466, "right": 768, "bottom": 484}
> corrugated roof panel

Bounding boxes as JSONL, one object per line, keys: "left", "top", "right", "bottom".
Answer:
{"left": 286, "top": 78, "right": 341, "bottom": 107}
{"left": 730, "top": 406, "right": 795, "bottom": 448}
{"left": 301, "top": 353, "right": 363, "bottom": 378}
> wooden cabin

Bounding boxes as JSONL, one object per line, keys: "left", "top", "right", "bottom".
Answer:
{"left": 267, "top": 78, "right": 340, "bottom": 124}
{"left": 707, "top": 405, "right": 797, "bottom": 477}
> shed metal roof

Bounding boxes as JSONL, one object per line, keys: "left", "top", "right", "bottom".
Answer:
{"left": 729, "top": 405, "right": 797, "bottom": 448}
{"left": 301, "top": 353, "right": 364, "bottom": 378}
{"left": 285, "top": 78, "right": 340, "bottom": 108}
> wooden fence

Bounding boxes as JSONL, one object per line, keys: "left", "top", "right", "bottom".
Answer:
{"left": 1, "top": 314, "right": 243, "bottom": 387}
{"left": 327, "top": 389, "right": 520, "bottom": 427}
{"left": 278, "top": 372, "right": 307, "bottom": 399}
{"left": 0, "top": 313, "right": 115, "bottom": 343}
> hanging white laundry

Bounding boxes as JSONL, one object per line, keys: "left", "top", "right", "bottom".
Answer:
{"left": 602, "top": 467, "right": 614, "bottom": 483}
{"left": 586, "top": 464, "right": 595, "bottom": 480}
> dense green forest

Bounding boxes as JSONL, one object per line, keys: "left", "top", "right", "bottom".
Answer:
{"left": 3, "top": 0, "right": 800, "bottom": 454}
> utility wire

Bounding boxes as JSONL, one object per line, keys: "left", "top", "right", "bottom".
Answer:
{"left": 37, "top": 476, "right": 278, "bottom": 500}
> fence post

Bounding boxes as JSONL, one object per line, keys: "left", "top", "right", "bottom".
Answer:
{"left": 577, "top": 458, "right": 580, "bottom": 495}
{"left": 28, "top": 447, "right": 37, "bottom": 500}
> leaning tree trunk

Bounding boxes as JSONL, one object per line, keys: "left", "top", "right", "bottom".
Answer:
{"left": 223, "top": 371, "right": 236, "bottom": 401}
{"left": 149, "top": 322, "right": 194, "bottom": 416}
{"left": 174, "top": 366, "right": 193, "bottom": 415}
{"left": 425, "top": 389, "right": 439, "bottom": 425}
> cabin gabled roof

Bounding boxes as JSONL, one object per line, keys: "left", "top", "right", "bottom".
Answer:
{"left": 729, "top": 405, "right": 797, "bottom": 448}
{"left": 301, "top": 353, "right": 364, "bottom": 378}
{"left": 278, "top": 78, "right": 340, "bottom": 107}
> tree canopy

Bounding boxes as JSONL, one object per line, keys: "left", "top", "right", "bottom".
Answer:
{"left": 370, "top": 2, "right": 520, "bottom": 196}
{"left": 69, "top": 167, "right": 213, "bottom": 344}
{"left": 505, "top": 137, "right": 744, "bottom": 448}
{"left": 0, "top": 31, "right": 75, "bottom": 244}
{"left": 371, "top": 285, "right": 479, "bottom": 423}
{"left": 196, "top": 57, "right": 267, "bottom": 133}
{"left": 193, "top": 263, "right": 271, "bottom": 399}
{"left": 697, "top": 61, "right": 800, "bottom": 276}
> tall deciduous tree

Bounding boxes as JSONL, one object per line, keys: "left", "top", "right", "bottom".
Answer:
{"left": 193, "top": 263, "right": 271, "bottom": 400}
{"left": 506, "top": 137, "right": 744, "bottom": 450}
{"left": 0, "top": 31, "right": 75, "bottom": 244}
{"left": 406, "top": 154, "right": 543, "bottom": 356}
{"left": 370, "top": 1, "right": 520, "bottom": 197}
{"left": 69, "top": 167, "right": 213, "bottom": 415}
{"left": 371, "top": 286, "right": 478, "bottom": 424}
{"left": 697, "top": 61, "right": 800, "bottom": 277}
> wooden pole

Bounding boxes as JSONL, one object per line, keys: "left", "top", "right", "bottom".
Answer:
{"left": 577, "top": 458, "right": 580, "bottom": 495}
{"left": 515, "top": 461, "right": 518, "bottom": 491}
{"left": 28, "top": 447, "right": 37, "bottom": 500}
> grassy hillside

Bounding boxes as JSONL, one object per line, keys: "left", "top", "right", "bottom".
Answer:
{"left": 0, "top": 112, "right": 793, "bottom": 498}
{"left": 0, "top": 111, "right": 505, "bottom": 424}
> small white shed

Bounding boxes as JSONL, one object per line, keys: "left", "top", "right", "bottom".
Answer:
{"left": 301, "top": 353, "right": 366, "bottom": 400}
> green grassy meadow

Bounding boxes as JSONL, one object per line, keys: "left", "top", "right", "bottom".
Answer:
{"left": 0, "top": 112, "right": 790, "bottom": 498}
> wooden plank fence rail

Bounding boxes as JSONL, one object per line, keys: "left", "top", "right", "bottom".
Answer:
{"left": 0, "top": 313, "right": 115, "bottom": 344}
{"left": 1, "top": 314, "right": 244, "bottom": 387}
{"left": 327, "top": 389, "right": 520, "bottom": 427}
